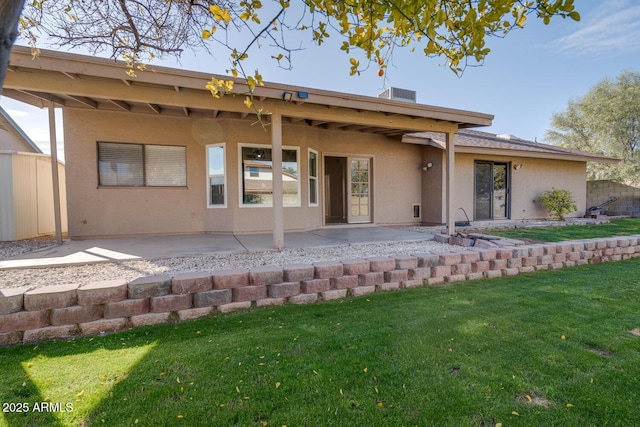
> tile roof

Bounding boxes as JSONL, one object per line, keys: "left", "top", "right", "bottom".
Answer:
{"left": 404, "top": 129, "right": 618, "bottom": 163}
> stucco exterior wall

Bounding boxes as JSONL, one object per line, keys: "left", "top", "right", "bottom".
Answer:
{"left": 421, "top": 146, "right": 446, "bottom": 224}
{"left": 63, "top": 109, "right": 424, "bottom": 238}
{"left": 454, "top": 153, "right": 587, "bottom": 221}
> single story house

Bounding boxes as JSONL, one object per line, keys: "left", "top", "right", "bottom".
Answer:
{"left": 0, "top": 106, "right": 68, "bottom": 241}
{"left": 2, "top": 47, "right": 616, "bottom": 247}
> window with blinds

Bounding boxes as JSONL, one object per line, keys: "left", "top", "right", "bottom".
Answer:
{"left": 98, "top": 142, "right": 186, "bottom": 187}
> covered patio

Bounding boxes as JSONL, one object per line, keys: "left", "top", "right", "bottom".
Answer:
{"left": 3, "top": 47, "right": 493, "bottom": 249}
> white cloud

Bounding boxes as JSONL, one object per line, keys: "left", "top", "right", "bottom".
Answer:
{"left": 554, "top": 0, "right": 640, "bottom": 54}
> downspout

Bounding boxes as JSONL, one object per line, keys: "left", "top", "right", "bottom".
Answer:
{"left": 48, "top": 101, "right": 63, "bottom": 244}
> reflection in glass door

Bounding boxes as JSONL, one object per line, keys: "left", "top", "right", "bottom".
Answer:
{"left": 474, "top": 161, "right": 509, "bottom": 220}
{"left": 349, "top": 159, "right": 371, "bottom": 223}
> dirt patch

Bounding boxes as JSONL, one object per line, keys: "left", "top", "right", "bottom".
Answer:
{"left": 587, "top": 347, "right": 615, "bottom": 358}
{"left": 518, "top": 393, "right": 554, "bottom": 408}
{"left": 630, "top": 328, "right": 640, "bottom": 336}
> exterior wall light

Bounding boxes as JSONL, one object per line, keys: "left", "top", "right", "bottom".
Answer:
{"left": 422, "top": 162, "right": 433, "bottom": 171}
{"left": 513, "top": 164, "right": 524, "bottom": 170}
{"left": 282, "top": 91, "right": 293, "bottom": 102}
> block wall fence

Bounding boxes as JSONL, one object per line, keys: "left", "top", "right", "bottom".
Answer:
{"left": 2, "top": 235, "right": 640, "bottom": 346}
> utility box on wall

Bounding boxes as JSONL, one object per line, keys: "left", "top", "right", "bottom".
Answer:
{"left": 0, "top": 151, "right": 68, "bottom": 241}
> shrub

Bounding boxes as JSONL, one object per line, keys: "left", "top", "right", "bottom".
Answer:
{"left": 534, "top": 188, "right": 578, "bottom": 220}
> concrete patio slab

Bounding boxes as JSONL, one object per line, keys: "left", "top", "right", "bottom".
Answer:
{"left": 0, "top": 227, "right": 433, "bottom": 270}
{"left": 310, "top": 226, "right": 434, "bottom": 243}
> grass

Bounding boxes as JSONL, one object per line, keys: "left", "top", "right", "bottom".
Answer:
{"left": 487, "top": 218, "right": 640, "bottom": 242}
{"left": 2, "top": 259, "right": 640, "bottom": 426}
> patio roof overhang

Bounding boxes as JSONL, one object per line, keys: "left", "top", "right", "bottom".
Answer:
{"left": 3, "top": 46, "right": 493, "bottom": 136}
{"left": 3, "top": 46, "right": 495, "bottom": 247}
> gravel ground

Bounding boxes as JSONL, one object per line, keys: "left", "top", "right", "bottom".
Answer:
{"left": 0, "top": 236, "right": 60, "bottom": 260}
{"left": 0, "top": 239, "right": 454, "bottom": 291}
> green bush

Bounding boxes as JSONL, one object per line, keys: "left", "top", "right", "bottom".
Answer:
{"left": 534, "top": 187, "right": 578, "bottom": 220}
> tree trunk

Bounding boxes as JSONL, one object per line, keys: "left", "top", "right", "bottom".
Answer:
{"left": 0, "top": 0, "right": 25, "bottom": 92}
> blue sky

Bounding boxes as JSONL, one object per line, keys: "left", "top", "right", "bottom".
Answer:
{"left": 2, "top": 0, "right": 640, "bottom": 160}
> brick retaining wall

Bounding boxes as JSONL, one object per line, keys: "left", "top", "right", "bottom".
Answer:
{"left": 2, "top": 235, "right": 640, "bottom": 346}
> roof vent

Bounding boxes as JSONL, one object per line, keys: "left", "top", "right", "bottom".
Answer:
{"left": 378, "top": 87, "right": 417, "bottom": 103}
{"left": 497, "top": 134, "right": 516, "bottom": 140}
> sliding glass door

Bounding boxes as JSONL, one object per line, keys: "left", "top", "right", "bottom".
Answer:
{"left": 474, "top": 161, "right": 509, "bottom": 220}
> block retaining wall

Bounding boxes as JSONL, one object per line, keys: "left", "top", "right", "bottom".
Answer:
{"left": 3, "top": 235, "right": 640, "bottom": 346}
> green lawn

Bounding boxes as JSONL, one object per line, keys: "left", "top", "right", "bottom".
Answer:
{"left": 2, "top": 259, "right": 640, "bottom": 426}
{"left": 487, "top": 218, "right": 640, "bottom": 242}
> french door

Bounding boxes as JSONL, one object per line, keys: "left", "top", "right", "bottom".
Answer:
{"left": 474, "top": 161, "right": 509, "bottom": 220}
{"left": 348, "top": 158, "right": 371, "bottom": 223}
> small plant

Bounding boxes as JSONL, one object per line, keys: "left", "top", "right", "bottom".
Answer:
{"left": 534, "top": 187, "right": 578, "bottom": 220}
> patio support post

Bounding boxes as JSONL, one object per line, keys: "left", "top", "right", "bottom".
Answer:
{"left": 271, "top": 108, "right": 284, "bottom": 251}
{"left": 48, "top": 101, "right": 63, "bottom": 244}
{"left": 445, "top": 128, "right": 456, "bottom": 235}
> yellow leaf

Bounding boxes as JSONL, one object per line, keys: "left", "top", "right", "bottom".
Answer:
{"left": 377, "top": 402, "right": 383, "bottom": 408}
{"left": 566, "top": 403, "right": 574, "bottom": 408}
{"left": 244, "top": 97, "right": 253, "bottom": 108}
{"left": 236, "top": 386, "right": 240, "bottom": 393}
{"left": 512, "top": 411, "right": 519, "bottom": 416}
{"left": 231, "top": 69, "right": 238, "bottom": 78}
{"left": 525, "top": 394, "right": 532, "bottom": 402}
{"left": 202, "top": 29, "right": 211, "bottom": 39}
{"left": 177, "top": 414, "right": 184, "bottom": 419}
{"left": 210, "top": 5, "right": 222, "bottom": 17}
{"left": 76, "top": 390, "right": 85, "bottom": 397}
{"left": 276, "top": 382, "right": 281, "bottom": 388}
{"left": 363, "top": 367, "right": 368, "bottom": 373}
{"left": 561, "top": 335, "right": 566, "bottom": 340}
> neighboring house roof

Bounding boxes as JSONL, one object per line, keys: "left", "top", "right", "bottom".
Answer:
{"left": 4, "top": 46, "right": 493, "bottom": 136}
{"left": 0, "top": 106, "right": 42, "bottom": 153}
{"left": 403, "top": 129, "right": 619, "bottom": 164}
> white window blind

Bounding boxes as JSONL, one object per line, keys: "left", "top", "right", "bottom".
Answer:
{"left": 98, "top": 142, "right": 186, "bottom": 187}
{"left": 145, "top": 145, "right": 187, "bottom": 186}
{"left": 98, "top": 142, "right": 144, "bottom": 186}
